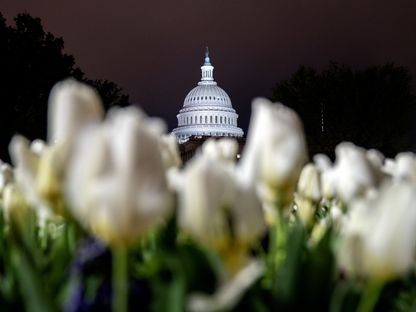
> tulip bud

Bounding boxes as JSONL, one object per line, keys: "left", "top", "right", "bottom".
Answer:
{"left": 333, "top": 142, "right": 380, "bottom": 203}
{"left": 313, "top": 153, "right": 332, "bottom": 173}
{"left": 0, "top": 163, "right": 14, "bottom": 195}
{"left": 178, "top": 146, "right": 265, "bottom": 275}
{"left": 238, "top": 98, "right": 307, "bottom": 216}
{"left": 337, "top": 181, "right": 416, "bottom": 280}
{"left": 48, "top": 79, "right": 104, "bottom": 145}
{"left": 395, "top": 152, "right": 416, "bottom": 184}
{"left": 297, "top": 164, "right": 321, "bottom": 201}
{"left": 201, "top": 138, "right": 238, "bottom": 162}
{"left": 159, "top": 134, "right": 182, "bottom": 169}
{"left": 66, "top": 107, "right": 172, "bottom": 247}
{"left": 295, "top": 164, "right": 321, "bottom": 226}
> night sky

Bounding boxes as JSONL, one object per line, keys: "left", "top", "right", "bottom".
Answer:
{"left": 2, "top": 0, "right": 416, "bottom": 132}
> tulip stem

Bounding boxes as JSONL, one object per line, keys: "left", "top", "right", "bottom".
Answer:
{"left": 267, "top": 209, "right": 286, "bottom": 286}
{"left": 357, "top": 279, "right": 384, "bottom": 312}
{"left": 112, "top": 246, "right": 128, "bottom": 312}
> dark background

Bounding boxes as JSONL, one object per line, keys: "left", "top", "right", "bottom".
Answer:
{"left": 2, "top": 0, "right": 416, "bottom": 132}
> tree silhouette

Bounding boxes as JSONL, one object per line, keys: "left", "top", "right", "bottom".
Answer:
{"left": 0, "top": 12, "right": 129, "bottom": 162}
{"left": 272, "top": 63, "right": 416, "bottom": 157}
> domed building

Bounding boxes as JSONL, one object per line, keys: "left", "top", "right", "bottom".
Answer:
{"left": 172, "top": 48, "right": 244, "bottom": 144}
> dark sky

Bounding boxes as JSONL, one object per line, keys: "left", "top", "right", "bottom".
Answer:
{"left": 2, "top": 0, "right": 416, "bottom": 132}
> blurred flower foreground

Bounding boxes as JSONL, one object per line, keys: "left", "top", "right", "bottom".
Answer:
{"left": 1, "top": 79, "right": 416, "bottom": 312}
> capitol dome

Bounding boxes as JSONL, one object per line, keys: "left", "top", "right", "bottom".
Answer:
{"left": 172, "top": 48, "right": 244, "bottom": 143}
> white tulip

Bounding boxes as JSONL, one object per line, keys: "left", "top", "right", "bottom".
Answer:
{"left": 66, "top": 107, "right": 172, "bottom": 246}
{"left": 332, "top": 142, "right": 380, "bottom": 202}
{"left": 321, "top": 168, "right": 337, "bottom": 199}
{"left": 179, "top": 155, "right": 235, "bottom": 249}
{"left": 9, "top": 135, "right": 42, "bottom": 207}
{"left": 8, "top": 136, "right": 54, "bottom": 220}
{"left": 295, "top": 163, "right": 322, "bottom": 226}
{"left": 166, "top": 167, "right": 184, "bottom": 193}
{"left": 48, "top": 78, "right": 104, "bottom": 145}
{"left": 366, "top": 149, "right": 384, "bottom": 171}
{"left": 178, "top": 139, "right": 266, "bottom": 274}
{"left": 0, "top": 163, "right": 14, "bottom": 195}
{"left": 2, "top": 183, "right": 29, "bottom": 224}
{"left": 329, "top": 204, "right": 348, "bottom": 233}
{"left": 338, "top": 181, "right": 416, "bottom": 280}
{"left": 394, "top": 152, "right": 416, "bottom": 184}
{"left": 9, "top": 80, "right": 105, "bottom": 215}
{"left": 382, "top": 158, "right": 396, "bottom": 176}
{"left": 238, "top": 98, "right": 307, "bottom": 212}
{"left": 159, "top": 134, "right": 182, "bottom": 169}
{"left": 297, "top": 163, "right": 321, "bottom": 201}
{"left": 313, "top": 153, "right": 332, "bottom": 173}
{"left": 201, "top": 138, "right": 238, "bottom": 163}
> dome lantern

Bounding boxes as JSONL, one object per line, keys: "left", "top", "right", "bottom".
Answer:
{"left": 200, "top": 46, "right": 214, "bottom": 82}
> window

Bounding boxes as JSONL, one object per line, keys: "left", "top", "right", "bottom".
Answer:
{"left": 200, "top": 116, "right": 202, "bottom": 123}
{"left": 210, "top": 116, "right": 213, "bottom": 123}
{"left": 215, "top": 116, "right": 218, "bottom": 123}
{"left": 220, "top": 116, "right": 222, "bottom": 123}
{"left": 205, "top": 116, "right": 208, "bottom": 123}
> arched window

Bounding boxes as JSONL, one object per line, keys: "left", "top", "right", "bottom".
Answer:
{"left": 220, "top": 116, "right": 222, "bottom": 123}
{"left": 215, "top": 116, "right": 218, "bottom": 123}
{"left": 205, "top": 116, "right": 208, "bottom": 123}
{"left": 200, "top": 116, "right": 202, "bottom": 123}
{"left": 210, "top": 116, "right": 213, "bottom": 123}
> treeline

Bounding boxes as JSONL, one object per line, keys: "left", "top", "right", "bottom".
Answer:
{"left": 272, "top": 63, "right": 416, "bottom": 157}
{"left": 0, "top": 13, "right": 129, "bottom": 161}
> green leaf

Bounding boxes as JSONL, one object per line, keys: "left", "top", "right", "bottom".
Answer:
{"left": 11, "top": 246, "right": 55, "bottom": 312}
{"left": 274, "top": 220, "right": 305, "bottom": 304}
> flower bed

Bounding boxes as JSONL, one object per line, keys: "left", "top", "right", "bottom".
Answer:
{"left": 0, "top": 79, "right": 415, "bottom": 312}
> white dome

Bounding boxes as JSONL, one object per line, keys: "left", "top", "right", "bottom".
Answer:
{"left": 172, "top": 48, "right": 244, "bottom": 143}
{"left": 183, "top": 84, "right": 232, "bottom": 109}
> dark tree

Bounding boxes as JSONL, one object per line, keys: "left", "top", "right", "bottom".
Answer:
{"left": 272, "top": 63, "right": 416, "bottom": 157}
{"left": 86, "top": 79, "right": 130, "bottom": 111}
{"left": 0, "top": 12, "right": 129, "bottom": 162}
